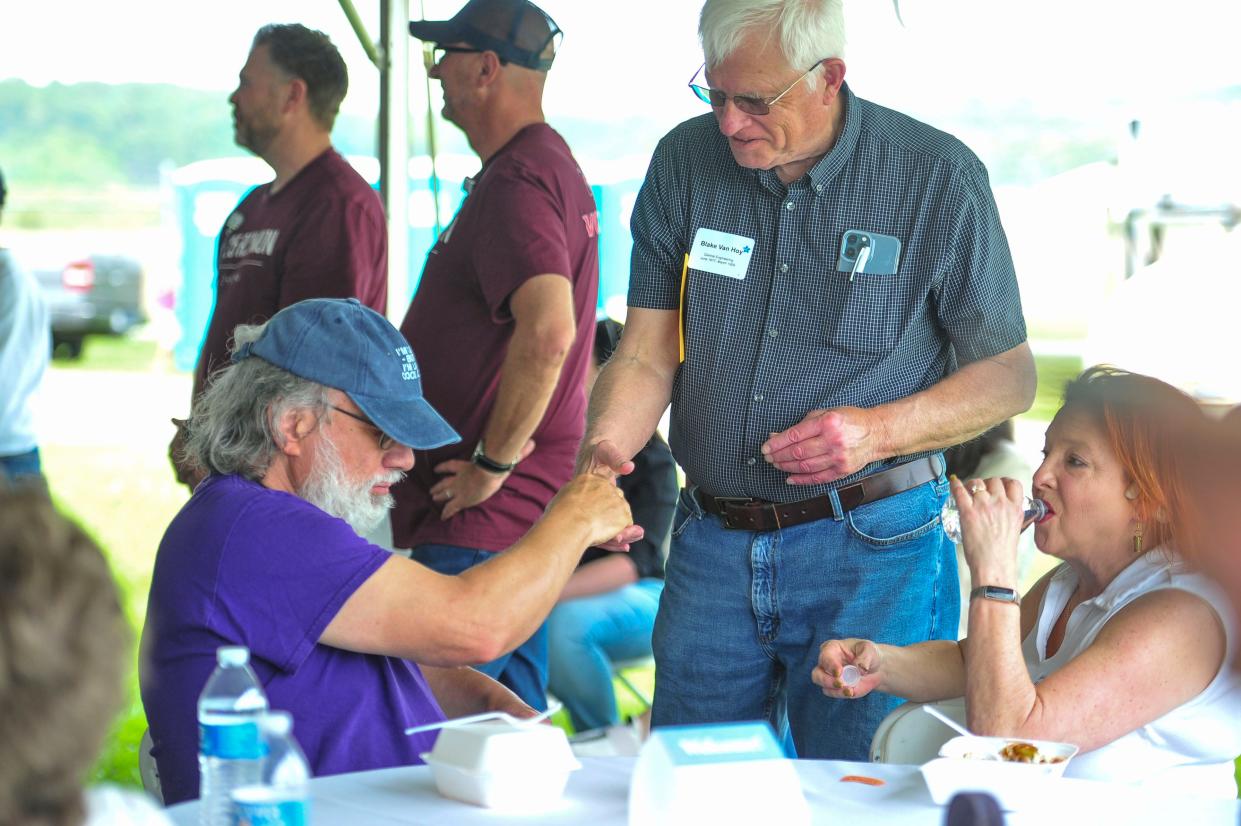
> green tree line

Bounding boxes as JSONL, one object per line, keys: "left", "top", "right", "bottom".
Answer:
{"left": 0, "top": 79, "right": 380, "bottom": 189}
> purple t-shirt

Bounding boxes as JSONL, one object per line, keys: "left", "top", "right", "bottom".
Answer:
{"left": 194, "top": 148, "right": 388, "bottom": 395}
{"left": 140, "top": 475, "right": 444, "bottom": 804}
{"left": 392, "top": 123, "right": 599, "bottom": 552}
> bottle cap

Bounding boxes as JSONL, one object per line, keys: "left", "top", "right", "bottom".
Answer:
{"left": 217, "top": 646, "right": 250, "bottom": 666}
{"left": 840, "top": 664, "right": 862, "bottom": 687}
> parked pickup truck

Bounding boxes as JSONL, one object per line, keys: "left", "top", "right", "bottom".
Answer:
{"left": 31, "top": 253, "right": 146, "bottom": 358}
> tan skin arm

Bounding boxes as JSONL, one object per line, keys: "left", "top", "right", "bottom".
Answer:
{"left": 429, "top": 274, "right": 577, "bottom": 519}
{"left": 965, "top": 579, "right": 1224, "bottom": 749}
{"left": 320, "top": 471, "right": 632, "bottom": 666}
{"left": 576, "top": 307, "right": 680, "bottom": 478}
{"left": 763, "top": 342, "right": 1037, "bottom": 485}
{"left": 574, "top": 307, "right": 679, "bottom": 549}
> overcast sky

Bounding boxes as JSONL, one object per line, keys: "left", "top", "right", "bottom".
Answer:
{"left": 3, "top": 0, "right": 1237, "bottom": 128}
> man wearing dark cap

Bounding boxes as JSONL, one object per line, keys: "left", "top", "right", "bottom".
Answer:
{"left": 141, "top": 298, "right": 631, "bottom": 803}
{"left": 393, "top": 0, "right": 606, "bottom": 711}
{"left": 169, "top": 23, "right": 388, "bottom": 490}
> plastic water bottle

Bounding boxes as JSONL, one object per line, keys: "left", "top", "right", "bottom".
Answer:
{"left": 231, "top": 711, "right": 311, "bottom": 826}
{"left": 941, "top": 495, "right": 1048, "bottom": 544}
{"left": 198, "top": 646, "right": 269, "bottom": 826}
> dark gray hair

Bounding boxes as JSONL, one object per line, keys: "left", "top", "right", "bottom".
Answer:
{"left": 186, "top": 323, "right": 331, "bottom": 480}
{"left": 253, "top": 23, "right": 348, "bottom": 131}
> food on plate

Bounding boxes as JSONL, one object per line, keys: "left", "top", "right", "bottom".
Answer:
{"left": 998, "top": 741, "right": 1066, "bottom": 764}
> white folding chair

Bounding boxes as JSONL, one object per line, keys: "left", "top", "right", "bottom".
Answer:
{"left": 869, "top": 698, "right": 966, "bottom": 764}
{"left": 138, "top": 727, "right": 163, "bottom": 804}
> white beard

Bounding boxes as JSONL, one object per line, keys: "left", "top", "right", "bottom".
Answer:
{"left": 299, "top": 430, "right": 404, "bottom": 536}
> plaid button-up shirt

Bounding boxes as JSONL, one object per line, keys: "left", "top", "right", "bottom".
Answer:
{"left": 628, "top": 84, "right": 1027, "bottom": 502}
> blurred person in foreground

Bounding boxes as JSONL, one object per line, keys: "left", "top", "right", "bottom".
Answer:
{"left": 0, "top": 486, "right": 169, "bottom": 825}
{"left": 169, "top": 23, "right": 387, "bottom": 490}
{"left": 141, "top": 298, "right": 632, "bottom": 804}
{"left": 0, "top": 166, "right": 52, "bottom": 487}
{"left": 546, "top": 319, "right": 678, "bottom": 732}
{"left": 815, "top": 367, "right": 1241, "bottom": 796}
{"left": 395, "top": 0, "right": 600, "bottom": 710}
{"left": 577, "top": 0, "right": 1034, "bottom": 759}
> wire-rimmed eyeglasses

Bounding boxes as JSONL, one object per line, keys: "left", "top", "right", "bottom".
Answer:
{"left": 329, "top": 405, "right": 396, "bottom": 451}
{"left": 688, "top": 60, "right": 824, "bottom": 116}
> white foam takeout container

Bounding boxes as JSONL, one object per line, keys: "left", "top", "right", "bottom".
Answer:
{"left": 420, "top": 720, "right": 581, "bottom": 809}
{"left": 921, "top": 735, "right": 1080, "bottom": 810}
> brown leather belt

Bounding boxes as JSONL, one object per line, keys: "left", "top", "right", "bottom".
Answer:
{"left": 695, "top": 455, "right": 944, "bottom": 531}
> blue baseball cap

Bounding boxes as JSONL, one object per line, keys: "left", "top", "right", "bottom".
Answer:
{"left": 232, "top": 298, "right": 460, "bottom": 450}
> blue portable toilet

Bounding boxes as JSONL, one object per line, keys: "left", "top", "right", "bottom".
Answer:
{"left": 584, "top": 158, "right": 647, "bottom": 320}
{"left": 168, "top": 153, "right": 645, "bottom": 371}
{"left": 166, "top": 155, "right": 381, "bottom": 372}
{"left": 167, "top": 157, "right": 272, "bottom": 372}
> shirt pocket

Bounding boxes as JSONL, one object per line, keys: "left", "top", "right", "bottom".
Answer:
{"left": 824, "top": 271, "right": 916, "bottom": 357}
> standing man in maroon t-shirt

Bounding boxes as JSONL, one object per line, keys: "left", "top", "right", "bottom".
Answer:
{"left": 395, "top": 0, "right": 609, "bottom": 710}
{"left": 170, "top": 24, "right": 387, "bottom": 489}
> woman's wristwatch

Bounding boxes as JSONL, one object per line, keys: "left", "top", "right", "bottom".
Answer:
{"left": 471, "top": 440, "right": 517, "bottom": 474}
{"left": 970, "top": 585, "right": 1020, "bottom": 606}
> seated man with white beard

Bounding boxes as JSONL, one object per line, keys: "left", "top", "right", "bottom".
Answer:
{"left": 140, "top": 298, "right": 632, "bottom": 805}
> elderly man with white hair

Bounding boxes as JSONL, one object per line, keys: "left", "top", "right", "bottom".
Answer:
{"left": 142, "top": 298, "right": 632, "bottom": 804}
{"left": 577, "top": 0, "right": 1036, "bottom": 759}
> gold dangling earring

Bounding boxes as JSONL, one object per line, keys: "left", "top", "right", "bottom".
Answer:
{"left": 1133, "top": 523, "right": 1144, "bottom": 555}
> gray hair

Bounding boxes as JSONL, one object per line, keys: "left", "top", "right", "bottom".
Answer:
{"left": 699, "top": 0, "right": 846, "bottom": 90}
{"left": 186, "top": 322, "right": 331, "bottom": 480}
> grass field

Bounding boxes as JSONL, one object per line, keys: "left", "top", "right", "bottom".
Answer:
{"left": 36, "top": 338, "right": 1128, "bottom": 789}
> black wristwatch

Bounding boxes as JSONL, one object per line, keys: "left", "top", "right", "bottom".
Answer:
{"left": 970, "top": 585, "right": 1020, "bottom": 606}
{"left": 471, "top": 440, "right": 517, "bottom": 474}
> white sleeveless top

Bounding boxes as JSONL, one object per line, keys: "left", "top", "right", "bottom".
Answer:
{"left": 1023, "top": 550, "right": 1241, "bottom": 798}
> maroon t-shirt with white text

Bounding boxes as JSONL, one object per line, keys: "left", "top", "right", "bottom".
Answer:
{"left": 194, "top": 148, "right": 387, "bottom": 394}
{"left": 392, "top": 124, "right": 599, "bottom": 552}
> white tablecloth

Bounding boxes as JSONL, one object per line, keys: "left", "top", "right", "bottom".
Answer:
{"left": 166, "top": 757, "right": 1240, "bottom": 825}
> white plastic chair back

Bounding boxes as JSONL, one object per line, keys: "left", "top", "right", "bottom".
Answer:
{"left": 138, "top": 727, "right": 163, "bottom": 804}
{"left": 869, "top": 698, "right": 966, "bottom": 764}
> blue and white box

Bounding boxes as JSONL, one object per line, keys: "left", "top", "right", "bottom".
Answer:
{"left": 628, "top": 722, "right": 809, "bottom": 825}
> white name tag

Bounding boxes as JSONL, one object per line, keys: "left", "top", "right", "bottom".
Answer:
{"left": 689, "top": 227, "right": 755, "bottom": 280}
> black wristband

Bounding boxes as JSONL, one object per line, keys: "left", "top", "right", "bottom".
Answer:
{"left": 471, "top": 440, "right": 517, "bottom": 474}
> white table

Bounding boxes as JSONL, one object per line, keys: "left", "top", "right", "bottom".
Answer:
{"left": 167, "top": 757, "right": 1240, "bottom": 825}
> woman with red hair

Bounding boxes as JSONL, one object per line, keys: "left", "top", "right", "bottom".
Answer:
{"left": 815, "top": 366, "right": 1241, "bottom": 796}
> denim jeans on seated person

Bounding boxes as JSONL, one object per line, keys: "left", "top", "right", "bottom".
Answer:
{"left": 546, "top": 578, "right": 664, "bottom": 732}
{"left": 410, "top": 543, "right": 550, "bottom": 711}
{"left": 651, "top": 469, "right": 957, "bottom": 761}
{"left": 0, "top": 448, "right": 43, "bottom": 485}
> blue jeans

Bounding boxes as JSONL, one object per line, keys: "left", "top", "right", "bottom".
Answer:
{"left": 410, "top": 543, "right": 550, "bottom": 711}
{"left": 651, "top": 468, "right": 957, "bottom": 761}
{"left": 546, "top": 578, "right": 664, "bottom": 731}
{"left": 0, "top": 448, "right": 43, "bottom": 484}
